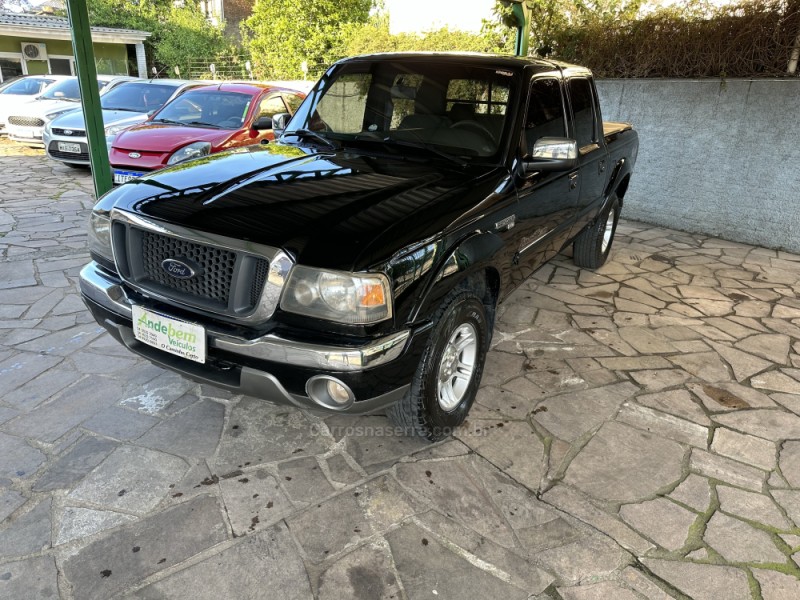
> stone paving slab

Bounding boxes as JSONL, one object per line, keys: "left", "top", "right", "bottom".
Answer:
{"left": 2, "top": 139, "right": 800, "bottom": 598}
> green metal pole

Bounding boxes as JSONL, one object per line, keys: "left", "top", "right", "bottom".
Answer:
{"left": 502, "top": 0, "right": 533, "bottom": 57}
{"left": 66, "top": 0, "right": 112, "bottom": 198}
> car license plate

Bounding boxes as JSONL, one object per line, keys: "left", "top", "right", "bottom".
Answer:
{"left": 57, "top": 141, "right": 81, "bottom": 154}
{"left": 113, "top": 170, "right": 144, "bottom": 184}
{"left": 132, "top": 305, "right": 206, "bottom": 363}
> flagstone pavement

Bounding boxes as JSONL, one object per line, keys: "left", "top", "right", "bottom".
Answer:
{"left": 1, "top": 138, "right": 800, "bottom": 599}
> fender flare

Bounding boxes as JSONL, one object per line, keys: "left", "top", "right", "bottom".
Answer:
{"left": 600, "top": 157, "right": 633, "bottom": 214}
{"left": 409, "top": 230, "right": 505, "bottom": 323}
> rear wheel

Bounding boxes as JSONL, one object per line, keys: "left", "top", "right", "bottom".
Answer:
{"left": 387, "top": 287, "right": 491, "bottom": 441}
{"left": 573, "top": 195, "right": 620, "bottom": 269}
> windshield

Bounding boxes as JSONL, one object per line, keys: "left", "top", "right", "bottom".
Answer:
{"left": 287, "top": 60, "right": 518, "bottom": 161}
{"left": 1, "top": 77, "right": 53, "bottom": 95}
{"left": 40, "top": 78, "right": 106, "bottom": 101}
{"left": 101, "top": 82, "right": 177, "bottom": 112}
{"left": 153, "top": 90, "right": 253, "bottom": 129}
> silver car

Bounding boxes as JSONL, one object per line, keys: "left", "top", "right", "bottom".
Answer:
{"left": 6, "top": 75, "right": 135, "bottom": 147}
{"left": 44, "top": 79, "right": 200, "bottom": 168}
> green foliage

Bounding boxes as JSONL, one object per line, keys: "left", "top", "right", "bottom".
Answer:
{"left": 339, "top": 14, "right": 508, "bottom": 57}
{"left": 548, "top": 0, "right": 800, "bottom": 78}
{"left": 88, "top": 0, "right": 231, "bottom": 76}
{"left": 241, "top": 0, "right": 373, "bottom": 79}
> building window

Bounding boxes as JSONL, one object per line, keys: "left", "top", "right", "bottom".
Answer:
{"left": 0, "top": 57, "right": 25, "bottom": 83}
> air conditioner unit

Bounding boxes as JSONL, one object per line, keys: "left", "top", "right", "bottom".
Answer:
{"left": 21, "top": 42, "right": 48, "bottom": 62}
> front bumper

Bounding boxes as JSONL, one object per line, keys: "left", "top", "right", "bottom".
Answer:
{"left": 44, "top": 133, "right": 114, "bottom": 165}
{"left": 80, "top": 262, "right": 427, "bottom": 414}
{"left": 7, "top": 124, "right": 44, "bottom": 146}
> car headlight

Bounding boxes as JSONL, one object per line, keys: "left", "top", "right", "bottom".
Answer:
{"left": 105, "top": 122, "right": 133, "bottom": 137}
{"left": 88, "top": 211, "right": 113, "bottom": 264}
{"left": 167, "top": 141, "right": 211, "bottom": 165}
{"left": 280, "top": 266, "right": 392, "bottom": 324}
{"left": 44, "top": 109, "right": 74, "bottom": 123}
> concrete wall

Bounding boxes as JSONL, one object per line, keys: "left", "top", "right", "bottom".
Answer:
{"left": 595, "top": 79, "right": 800, "bottom": 253}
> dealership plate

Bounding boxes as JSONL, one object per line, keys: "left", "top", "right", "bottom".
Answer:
{"left": 132, "top": 305, "right": 206, "bottom": 363}
{"left": 57, "top": 141, "right": 81, "bottom": 154}
{"left": 113, "top": 170, "right": 145, "bottom": 184}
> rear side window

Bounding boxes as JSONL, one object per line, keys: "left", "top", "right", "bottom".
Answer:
{"left": 282, "top": 93, "right": 304, "bottom": 115}
{"left": 525, "top": 78, "right": 567, "bottom": 151}
{"left": 568, "top": 78, "right": 596, "bottom": 149}
{"left": 258, "top": 95, "right": 288, "bottom": 119}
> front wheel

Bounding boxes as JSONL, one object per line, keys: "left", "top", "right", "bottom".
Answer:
{"left": 573, "top": 195, "right": 620, "bottom": 269}
{"left": 387, "top": 288, "right": 491, "bottom": 441}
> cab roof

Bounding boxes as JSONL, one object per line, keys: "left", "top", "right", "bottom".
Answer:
{"left": 337, "top": 51, "right": 587, "bottom": 75}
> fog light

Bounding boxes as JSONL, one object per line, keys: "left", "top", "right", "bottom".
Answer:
{"left": 306, "top": 375, "right": 355, "bottom": 410}
{"left": 327, "top": 380, "right": 350, "bottom": 405}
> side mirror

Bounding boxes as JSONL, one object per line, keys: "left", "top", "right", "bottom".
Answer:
{"left": 525, "top": 137, "right": 578, "bottom": 173}
{"left": 272, "top": 112, "right": 290, "bottom": 134}
{"left": 252, "top": 115, "right": 273, "bottom": 131}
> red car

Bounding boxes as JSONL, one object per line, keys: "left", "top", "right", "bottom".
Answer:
{"left": 109, "top": 83, "right": 305, "bottom": 184}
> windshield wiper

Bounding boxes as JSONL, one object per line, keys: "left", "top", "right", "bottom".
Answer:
{"left": 152, "top": 118, "right": 183, "bottom": 125}
{"left": 387, "top": 138, "right": 468, "bottom": 167}
{"left": 282, "top": 129, "right": 338, "bottom": 150}
{"left": 103, "top": 107, "right": 139, "bottom": 112}
{"left": 186, "top": 121, "right": 222, "bottom": 129}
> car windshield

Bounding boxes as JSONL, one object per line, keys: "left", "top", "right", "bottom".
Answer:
{"left": 153, "top": 90, "right": 252, "bottom": 129}
{"left": 40, "top": 78, "right": 105, "bottom": 101}
{"left": 1, "top": 77, "right": 53, "bottom": 95}
{"left": 286, "top": 60, "right": 518, "bottom": 161}
{"left": 101, "top": 82, "right": 177, "bottom": 112}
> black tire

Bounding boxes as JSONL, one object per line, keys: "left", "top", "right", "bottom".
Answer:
{"left": 387, "top": 287, "right": 491, "bottom": 441}
{"left": 573, "top": 195, "right": 620, "bottom": 269}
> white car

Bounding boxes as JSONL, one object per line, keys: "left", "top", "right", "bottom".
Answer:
{"left": 6, "top": 74, "right": 136, "bottom": 146}
{"left": 0, "top": 75, "right": 68, "bottom": 135}
{"left": 44, "top": 79, "right": 201, "bottom": 168}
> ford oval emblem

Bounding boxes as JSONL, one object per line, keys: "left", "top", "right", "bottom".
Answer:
{"left": 161, "top": 258, "right": 197, "bottom": 279}
{"left": 129, "top": 152, "right": 141, "bottom": 159}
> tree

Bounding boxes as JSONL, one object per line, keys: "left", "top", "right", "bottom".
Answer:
{"left": 241, "top": 0, "right": 373, "bottom": 79}
{"left": 88, "top": 0, "right": 230, "bottom": 76}
{"left": 486, "top": 0, "right": 642, "bottom": 57}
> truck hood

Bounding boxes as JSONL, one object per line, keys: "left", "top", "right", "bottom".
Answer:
{"left": 112, "top": 123, "right": 232, "bottom": 153}
{"left": 100, "top": 143, "right": 503, "bottom": 272}
{"left": 52, "top": 109, "right": 147, "bottom": 130}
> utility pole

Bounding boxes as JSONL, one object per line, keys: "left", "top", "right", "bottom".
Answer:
{"left": 501, "top": 0, "right": 533, "bottom": 57}
{"left": 66, "top": 0, "right": 113, "bottom": 198}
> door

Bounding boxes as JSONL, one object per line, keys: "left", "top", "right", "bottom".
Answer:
{"left": 510, "top": 76, "right": 579, "bottom": 287}
{"left": 567, "top": 77, "right": 608, "bottom": 236}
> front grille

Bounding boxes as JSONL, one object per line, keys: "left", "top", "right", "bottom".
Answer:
{"left": 52, "top": 128, "right": 85, "bottom": 137}
{"left": 141, "top": 231, "right": 237, "bottom": 306}
{"left": 112, "top": 222, "right": 272, "bottom": 319}
{"left": 9, "top": 116, "right": 44, "bottom": 127}
{"left": 48, "top": 141, "right": 89, "bottom": 162}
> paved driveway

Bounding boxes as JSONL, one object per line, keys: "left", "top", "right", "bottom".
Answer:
{"left": 1, "top": 138, "right": 800, "bottom": 599}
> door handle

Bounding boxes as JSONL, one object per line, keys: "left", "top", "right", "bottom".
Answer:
{"left": 598, "top": 160, "right": 606, "bottom": 174}
{"left": 569, "top": 172, "right": 579, "bottom": 190}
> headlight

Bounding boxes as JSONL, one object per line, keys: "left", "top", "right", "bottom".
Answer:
{"left": 44, "top": 109, "right": 73, "bottom": 122}
{"left": 88, "top": 211, "right": 113, "bottom": 263}
{"left": 167, "top": 141, "right": 211, "bottom": 165}
{"left": 104, "top": 122, "right": 131, "bottom": 137}
{"left": 280, "top": 266, "right": 392, "bottom": 324}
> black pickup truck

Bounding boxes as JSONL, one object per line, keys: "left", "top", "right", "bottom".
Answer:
{"left": 80, "top": 52, "right": 638, "bottom": 440}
